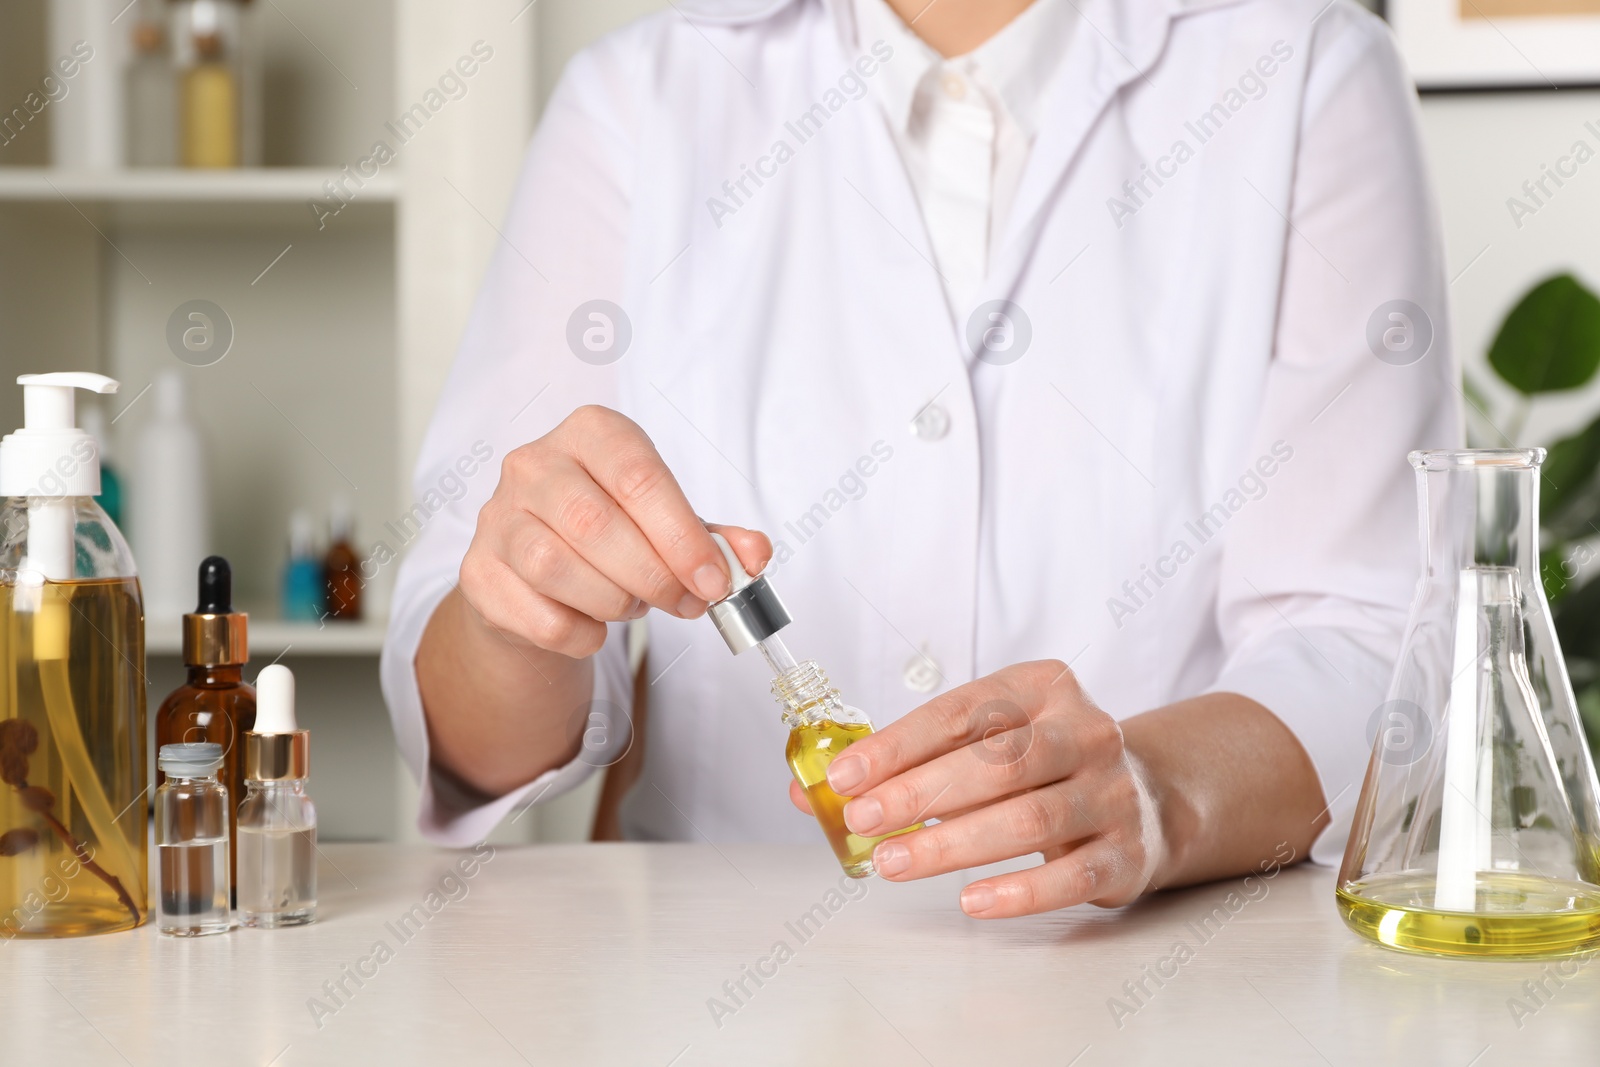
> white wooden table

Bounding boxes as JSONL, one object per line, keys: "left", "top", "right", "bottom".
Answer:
{"left": 4, "top": 843, "right": 1596, "bottom": 1065}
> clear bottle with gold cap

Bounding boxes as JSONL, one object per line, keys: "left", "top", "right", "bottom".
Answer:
{"left": 155, "top": 556, "right": 254, "bottom": 900}
{"left": 238, "top": 664, "right": 316, "bottom": 927}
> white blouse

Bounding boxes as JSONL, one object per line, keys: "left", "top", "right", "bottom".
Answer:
{"left": 851, "top": 0, "right": 1076, "bottom": 312}
{"left": 380, "top": 0, "right": 1462, "bottom": 866}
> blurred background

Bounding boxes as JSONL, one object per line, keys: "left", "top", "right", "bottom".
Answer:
{"left": 3, "top": 0, "right": 1600, "bottom": 844}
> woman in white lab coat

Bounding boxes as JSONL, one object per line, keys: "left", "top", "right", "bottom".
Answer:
{"left": 380, "top": 0, "right": 1458, "bottom": 916}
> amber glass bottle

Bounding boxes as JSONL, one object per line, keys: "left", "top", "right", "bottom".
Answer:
{"left": 324, "top": 497, "right": 362, "bottom": 621}
{"left": 155, "top": 557, "right": 254, "bottom": 898}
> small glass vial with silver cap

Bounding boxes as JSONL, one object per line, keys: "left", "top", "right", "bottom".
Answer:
{"left": 155, "top": 742, "right": 232, "bottom": 936}
{"left": 237, "top": 664, "right": 317, "bottom": 927}
{"left": 706, "top": 533, "right": 922, "bottom": 877}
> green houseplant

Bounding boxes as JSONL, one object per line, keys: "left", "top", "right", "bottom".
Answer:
{"left": 1465, "top": 273, "right": 1600, "bottom": 757}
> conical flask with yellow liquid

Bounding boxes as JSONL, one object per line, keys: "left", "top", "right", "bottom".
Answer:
{"left": 0, "top": 373, "right": 148, "bottom": 936}
{"left": 1339, "top": 449, "right": 1600, "bottom": 958}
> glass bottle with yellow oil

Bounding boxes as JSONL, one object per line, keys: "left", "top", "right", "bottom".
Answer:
{"left": 173, "top": 0, "right": 262, "bottom": 168}
{"left": 706, "top": 533, "right": 921, "bottom": 878}
{"left": 1338, "top": 449, "right": 1600, "bottom": 959}
{"left": 0, "top": 373, "right": 148, "bottom": 937}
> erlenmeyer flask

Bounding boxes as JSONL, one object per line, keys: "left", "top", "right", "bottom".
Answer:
{"left": 1338, "top": 449, "right": 1600, "bottom": 958}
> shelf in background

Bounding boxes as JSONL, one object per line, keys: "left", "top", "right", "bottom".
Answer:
{"left": 146, "top": 616, "right": 389, "bottom": 658}
{"left": 0, "top": 167, "right": 398, "bottom": 229}
{"left": 0, "top": 167, "right": 400, "bottom": 202}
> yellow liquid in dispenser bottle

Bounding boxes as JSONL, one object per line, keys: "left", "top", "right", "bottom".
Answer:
{"left": 1336, "top": 871, "right": 1600, "bottom": 959}
{"left": 0, "top": 577, "right": 149, "bottom": 937}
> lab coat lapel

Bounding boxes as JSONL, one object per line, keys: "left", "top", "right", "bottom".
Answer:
{"left": 812, "top": 3, "right": 971, "bottom": 349}
{"left": 984, "top": 0, "right": 1180, "bottom": 303}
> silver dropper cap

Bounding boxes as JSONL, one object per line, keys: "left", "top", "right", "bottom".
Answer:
{"left": 706, "top": 532, "right": 791, "bottom": 655}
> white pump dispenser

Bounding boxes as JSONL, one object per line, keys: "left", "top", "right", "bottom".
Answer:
{"left": 0, "top": 372, "right": 118, "bottom": 498}
{"left": 0, "top": 373, "right": 120, "bottom": 582}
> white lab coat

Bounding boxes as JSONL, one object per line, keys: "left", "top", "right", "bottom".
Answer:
{"left": 380, "top": 0, "right": 1460, "bottom": 865}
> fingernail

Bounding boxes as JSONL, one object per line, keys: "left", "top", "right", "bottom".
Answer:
{"left": 827, "top": 755, "right": 865, "bottom": 793}
{"left": 844, "top": 795, "right": 882, "bottom": 834}
{"left": 693, "top": 562, "right": 729, "bottom": 602}
{"left": 961, "top": 885, "right": 998, "bottom": 915}
{"left": 627, "top": 598, "right": 649, "bottom": 619}
{"left": 873, "top": 841, "right": 910, "bottom": 877}
{"left": 675, "top": 593, "right": 705, "bottom": 618}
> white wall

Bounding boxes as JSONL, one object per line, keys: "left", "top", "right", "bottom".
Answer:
{"left": 1417, "top": 90, "right": 1600, "bottom": 446}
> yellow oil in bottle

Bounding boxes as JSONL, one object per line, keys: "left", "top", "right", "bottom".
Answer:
{"left": 0, "top": 577, "right": 148, "bottom": 937}
{"left": 1337, "top": 871, "right": 1600, "bottom": 959}
{"left": 181, "top": 59, "right": 239, "bottom": 167}
{"left": 786, "top": 718, "right": 921, "bottom": 879}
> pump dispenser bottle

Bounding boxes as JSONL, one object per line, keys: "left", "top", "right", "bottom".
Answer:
{"left": 0, "top": 373, "right": 148, "bottom": 936}
{"left": 156, "top": 556, "right": 254, "bottom": 899}
{"left": 237, "top": 664, "right": 316, "bottom": 927}
{"left": 705, "top": 533, "right": 922, "bottom": 877}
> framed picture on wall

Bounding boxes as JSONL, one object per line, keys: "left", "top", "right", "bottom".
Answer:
{"left": 1388, "top": 0, "right": 1600, "bottom": 89}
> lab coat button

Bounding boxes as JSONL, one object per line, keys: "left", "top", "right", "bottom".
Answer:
{"left": 903, "top": 653, "right": 941, "bottom": 694}
{"left": 940, "top": 73, "right": 967, "bottom": 100}
{"left": 911, "top": 403, "right": 951, "bottom": 441}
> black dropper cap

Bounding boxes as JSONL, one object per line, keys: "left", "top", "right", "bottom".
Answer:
{"left": 196, "top": 555, "right": 233, "bottom": 614}
{"left": 184, "top": 556, "right": 247, "bottom": 665}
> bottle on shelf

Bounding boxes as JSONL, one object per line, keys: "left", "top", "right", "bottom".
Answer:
{"left": 47, "top": 0, "right": 129, "bottom": 169}
{"left": 80, "top": 401, "right": 123, "bottom": 527}
{"left": 324, "top": 494, "right": 363, "bottom": 621}
{"left": 173, "top": 0, "right": 261, "bottom": 168}
{"left": 282, "top": 509, "right": 325, "bottom": 622}
{"left": 0, "top": 372, "right": 148, "bottom": 937}
{"left": 155, "top": 556, "right": 255, "bottom": 904}
{"left": 130, "top": 369, "right": 210, "bottom": 622}
{"left": 125, "top": 1, "right": 177, "bottom": 167}
{"left": 237, "top": 665, "right": 317, "bottom": 928}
